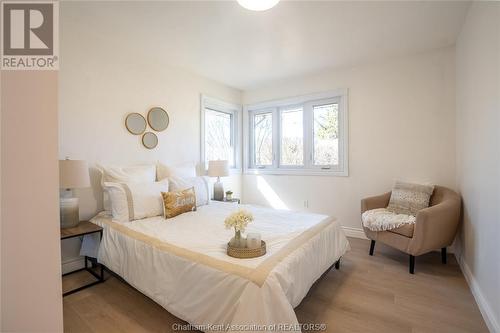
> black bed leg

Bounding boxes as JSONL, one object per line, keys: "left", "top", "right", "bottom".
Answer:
{"left": 409, "top": 255, "right": 415, "bottom": 274}
{"left": 335, "top": 259, "right": 340, "bottom": 270}
{"left": 441, "top": 247, "right": 447, "bottom": 264}
{"left": 369, "top": 240, "right": 376, "bottom": 256}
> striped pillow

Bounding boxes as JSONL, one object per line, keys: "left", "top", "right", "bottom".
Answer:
{"left": 104, "top": 180, "right": 168, "bottom": 222}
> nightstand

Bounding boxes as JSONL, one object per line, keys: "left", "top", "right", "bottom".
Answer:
{"left": 223, "top": 198, "right": 241, "bottom": 204}
{"left": 61, "top": 221, "right": 104, "bottom": 296}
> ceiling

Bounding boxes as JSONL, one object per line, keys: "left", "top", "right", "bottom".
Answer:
{"left": 62, "top": 1, "right": 470, "bottom": 90}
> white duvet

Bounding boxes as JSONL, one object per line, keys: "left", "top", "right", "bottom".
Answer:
{"left": 91, "top": 202, "right": 349, "bottom": 332}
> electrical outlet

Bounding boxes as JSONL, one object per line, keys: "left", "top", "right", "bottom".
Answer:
{"left": 303, "top": 200, "right": 309, "bottom": 208}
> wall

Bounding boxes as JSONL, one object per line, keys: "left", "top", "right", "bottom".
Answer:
{"left": 0, "top": 71, "right": 2, "bottom": 329}
{"left": 1, "top": 71, "right": 63, "bottom": 331}
{"left": 0, "top": 74, "right": 2, "bottom": 328}
{"left": 455, "top": 2, "right": 500, "bottom": 332}
{"left": 59, "top": 3, "right": 242, "bottom": 270}
{"left": 242, "top": 48, "right": 456, "bottom": 236}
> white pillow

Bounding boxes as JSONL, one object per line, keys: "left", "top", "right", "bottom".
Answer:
{"left": 97, "top": 164, "right": 156, "bottom": 211}
{"left": 104, "top": 180, "right": 168, "bottom": 222}
{"left": 103, "top": 183, "right": 128, "bottom": 222}
{"left": 169, "top": 176, "right": 210, "bottom": 206}
{"left": 157, "top": 161, "right": 197, "bottom": 181}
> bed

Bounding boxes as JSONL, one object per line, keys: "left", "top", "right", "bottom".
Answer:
{"left": 91, "top": 201, "right": 350, "bottom": 332}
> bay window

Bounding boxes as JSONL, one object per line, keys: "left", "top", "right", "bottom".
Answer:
{"left": 245, "top": 90, "right": 348, "bottom": 176}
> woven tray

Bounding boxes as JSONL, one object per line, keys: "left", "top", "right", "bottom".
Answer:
{"left": 227, "top": 240, "right": 266, "bottom": 259}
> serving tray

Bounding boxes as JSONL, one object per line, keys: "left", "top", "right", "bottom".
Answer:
{"left": 227, "top": 240, "right": 266, "bottom": 259}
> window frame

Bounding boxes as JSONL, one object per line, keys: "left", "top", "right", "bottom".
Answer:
{"left": 249, "top": 107, "right": 277, "bottom": 169}
{"left": 200, "top": 95, "right": 242, "bottom": 171}
{"left": 243, "top": 89, "right": 348, "bottom": 176}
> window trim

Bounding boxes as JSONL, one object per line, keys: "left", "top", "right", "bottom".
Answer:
{"left": 243, "top": 89, "right": 348, "bottom": 176}
{"left": 200, "top": 95, "right": 242, "bottom": 172}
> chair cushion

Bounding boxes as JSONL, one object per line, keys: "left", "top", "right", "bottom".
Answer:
{"left": 387, "top": 224, "right": 414, "bottom": 238}
{"left": 362, "top": 208, "right": 416, "bottom": 236}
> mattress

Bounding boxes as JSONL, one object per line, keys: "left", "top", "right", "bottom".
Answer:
{"left": 91, "top": 201, "right": 350, "bottom": 332}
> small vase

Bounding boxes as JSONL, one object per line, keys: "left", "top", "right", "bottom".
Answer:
{"left": 230, "top": 230, "right": 243, "bottom": 248}
{"left": 239, "top": 237, "right": 247, "bottom": 248}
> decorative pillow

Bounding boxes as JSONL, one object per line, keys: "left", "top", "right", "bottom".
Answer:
{"left": 156, "top": 161, "right": 197, "bottom": 181}
{"left": 162, "top": 187, "right": 197, "bottom": 219}
{"left": 168, "top": 176, "right": 210, "bottom": 206}
{"left": 104, "top": 180, "right": 168, "bottom": 222}
{"left": 387, "top": 181, "right": 434, "bottom": 216}
{"left": 98, "top": 164, "right": 156, "bottom": 211}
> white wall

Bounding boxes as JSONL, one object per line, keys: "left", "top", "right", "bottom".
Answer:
{"left": 0, "top": 73, "right": 2, "bottom": 328}
{"left": 241, "top": 48, "right": 456, "bottom": 236}
{"left": 455, "top": 2, "right": 500, "bottom": 332}
{"left": 1, "top": 71, "right": 63, "bottom": 332}
{"left": 59, "top": 2, "right": 242, "bottom": 270}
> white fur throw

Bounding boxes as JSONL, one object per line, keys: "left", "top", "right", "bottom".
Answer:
{"left": 362, "top": 208, "right": 416, "bottom": 232}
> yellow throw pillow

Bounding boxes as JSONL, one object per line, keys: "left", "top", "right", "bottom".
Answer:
{"left": 162, "top": 187, "right": 197, "bottom": 219}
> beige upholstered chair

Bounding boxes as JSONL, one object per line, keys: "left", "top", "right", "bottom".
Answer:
{"left": 361, "top": 186, "right": 461, "bottom": 274}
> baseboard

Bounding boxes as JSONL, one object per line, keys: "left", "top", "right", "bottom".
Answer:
{"left": 341, "top": 226, "right": 368, "bottom": 239}
{"left": 455, "top": 253, "right": 500, "bottom": 333}
{"left": 62, "top": 257, "right": 85, "bottom": 275}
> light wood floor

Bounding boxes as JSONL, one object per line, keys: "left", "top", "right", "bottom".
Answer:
{"left": 63, "top": 237, "right": 488, "bottom": 333}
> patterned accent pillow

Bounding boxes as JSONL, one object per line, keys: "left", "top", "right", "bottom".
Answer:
{"left": 387, "top": 181, "right": 434, "bottom": 216}
{"left": 162, "top": 187, "right": 197, "bottom": 219}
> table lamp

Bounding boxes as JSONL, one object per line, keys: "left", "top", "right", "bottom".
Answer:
{"left": 208, "top": 160, "right": 229, "bottom": 201}
{"left": 59, "top": 159, "right": 90, "bottom": 228}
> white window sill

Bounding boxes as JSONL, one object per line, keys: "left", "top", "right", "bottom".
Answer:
{"left": 243, "top": 168, "right": 348, "bottom": 177}
{"left": 229, "top": 168, "right": 242, "bottom": 175}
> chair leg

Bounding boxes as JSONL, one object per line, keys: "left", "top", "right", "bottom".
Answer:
{"left": 409, "top": 255, "right": 415, "bottom": 274}
{"left": 335, "top": 259, "right": 340, "bottom": 270}
{"left": 441, "top": 247, "right": 447, "bottom": 264}
{"left": 369, "top": 240, "right": 376, "bottom": 256}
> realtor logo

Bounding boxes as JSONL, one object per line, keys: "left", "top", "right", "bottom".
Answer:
{"left": 1, "top": 1, "right": 59, "bottom": 70}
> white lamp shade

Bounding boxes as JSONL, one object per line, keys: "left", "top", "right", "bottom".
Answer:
{"left": 207, "top": 160, "right": 229, "bottom": 177}
{"left": 237, "top": 0, "right": 280, "bottom": 11}
{"left": 59, "top": 160, "right": 91, "bottom": 189}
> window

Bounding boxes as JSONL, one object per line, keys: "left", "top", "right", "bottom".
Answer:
{"left": 280, "top": 107, "right": 303, "bottom": 166}
{"left": 245, "top": 90, "right": 348, "bottom": 176}
{"left": 201, "top": 95, "right": 241, "bottom": 169}
{"left": 253, "top": 111, "right": 273, "bottom": 166}
{"left": 313, "top": 103, "right": 339, "bottom": 166}
{"left": 205, "top": 109, "right": 233, "bottom": 163}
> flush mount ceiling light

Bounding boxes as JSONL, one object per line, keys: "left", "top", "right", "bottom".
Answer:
{"left": 237, "top": 0, "right": 280, "bottom": 11}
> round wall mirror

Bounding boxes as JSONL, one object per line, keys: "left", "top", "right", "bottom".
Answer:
{"left": 125, "top": 113, "right": 147, "bottom": 135}
{"left": 147, "top": 107, "right": 169, "bottom": 132}
{"left": 142, "top": 132, "right": 158, "bottom": 149}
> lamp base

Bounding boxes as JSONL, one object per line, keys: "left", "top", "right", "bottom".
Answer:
{"left": 213, "top": 180, "right": 224, "bottom": 201}
{"left": 60, "top": 197, "right": 80, "bottom": 228}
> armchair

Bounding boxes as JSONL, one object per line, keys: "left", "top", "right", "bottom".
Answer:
{"left": 361, "top": 186, "right": 461, "bottom": 274}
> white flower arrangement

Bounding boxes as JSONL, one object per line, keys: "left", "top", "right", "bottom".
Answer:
{"left": 224, "top": 209, "right": 254, "bottom": 233}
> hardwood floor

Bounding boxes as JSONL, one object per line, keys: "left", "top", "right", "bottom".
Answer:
{"left": 63, "top": 237, "right": 488, "bottom": 333}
